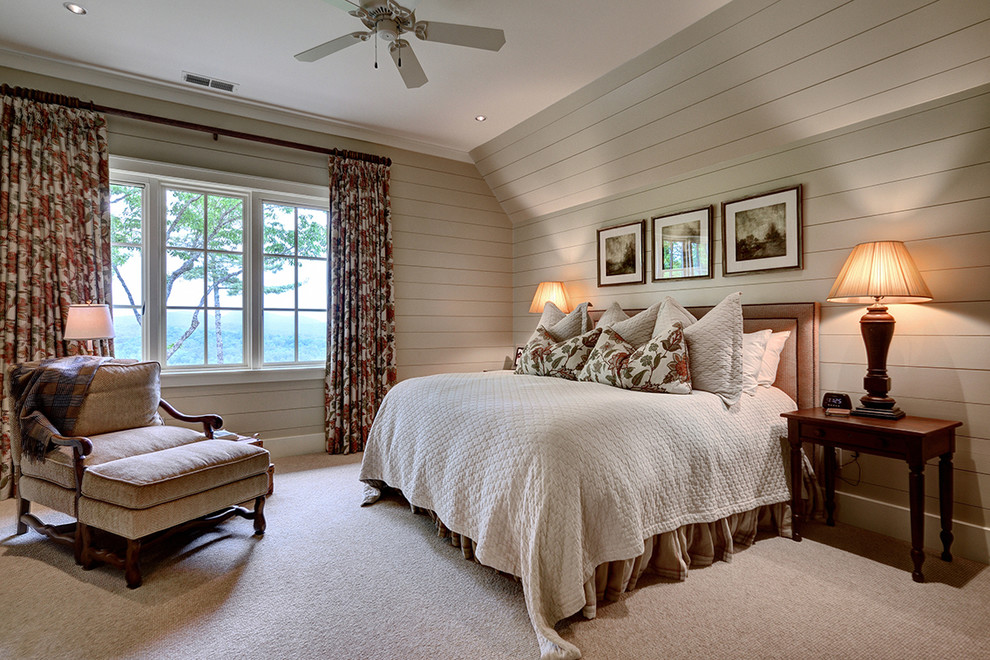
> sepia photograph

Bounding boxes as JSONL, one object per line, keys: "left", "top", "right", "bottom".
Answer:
{"left": 722, "top": 186, "right": 802, "bottom": 276}
{"left": 597, "top": 220, "right": 646, "bottom": 286}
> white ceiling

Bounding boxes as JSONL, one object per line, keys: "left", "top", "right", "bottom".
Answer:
{"left": 0, "top": 0, "right": 731, "bottom": 157}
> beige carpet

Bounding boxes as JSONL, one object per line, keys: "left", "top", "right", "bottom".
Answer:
{"left": 1, "top": 453, "right": 988, "bottom": 659}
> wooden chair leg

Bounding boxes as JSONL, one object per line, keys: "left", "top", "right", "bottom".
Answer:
{"left": 79, "top": 523, "right": 96, "bottom": 569}
{"left": 253, "top": 496, "right": 266, "bottom": 535}
{"left": 125, "top": 538, "right": 142, "bottom": 589}
{"left": 15, "top": 497, "right": 29, "bottom": 535}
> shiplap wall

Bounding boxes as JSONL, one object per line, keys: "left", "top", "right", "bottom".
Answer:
{"left": 0, "top": 66, "right": 513, "bottom": 453}
{"left": 478, "top": 0, "right": 990, "bottom": 562}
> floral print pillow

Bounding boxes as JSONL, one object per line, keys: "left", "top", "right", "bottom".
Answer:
{"left": 578, "top": 323, "right": 691, "bottom": 394}
{"left": 516, "top": 326, "right": 603, "bottom": 380}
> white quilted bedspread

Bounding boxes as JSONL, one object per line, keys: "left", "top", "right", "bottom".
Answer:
{"left": 360, "top": 372, "right": 796, "bottom": 659}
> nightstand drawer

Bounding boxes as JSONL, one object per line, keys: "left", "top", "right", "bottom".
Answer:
{"left": 798, "top": 422, "right": 906, "bottom": 455}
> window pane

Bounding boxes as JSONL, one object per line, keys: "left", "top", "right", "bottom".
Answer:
{"left": 165, "top": 189, "right": 205, "bottom": 249}
{"left": 166, "top": 250, "right": 205, "bottom": 306}
{"left": 263, "top": 310, "right": 295, "bottom": 363}
{"left": 110, "top": 184, "right": 143, "bottom": 245}
{"left": 206, "top": 309, "right": 244, "bottom": 365}
{"left": 166, "top": 308, "right": 205, "bottom": 366}
{"left": 264, "top": 256, "right": 295, "bottom": 308}
{"left": 111, "top": 245, "right": 143, "bottom": 308}
{"left": 112, "top": 308, "right": 142, "bottom": 360}
{"left": 206, "top": 195, "right": 244, "bottom": 252}
{"left": 298, "top": 208, "right": 327, "bottom": 258}
{"left": 263, "top": 203, "right": 295, "bottom": 255}
{"left": 206, "top": 252, "right": 243, "bottom": 308}
{"left": 297, "top": 259, "right": 327, "bottom": 309}
{"left": 298, "top": 311, "right": 327, "bottom": 362}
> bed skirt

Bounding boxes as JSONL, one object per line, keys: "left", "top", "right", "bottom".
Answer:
{"left": 410, "top": 500, "right": 792, "bottom": 620}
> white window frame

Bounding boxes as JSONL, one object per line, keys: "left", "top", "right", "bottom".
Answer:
{"left": 110, "top": 156, "right": 329, "bottom": 387}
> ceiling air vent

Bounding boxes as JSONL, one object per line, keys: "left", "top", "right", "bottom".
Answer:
{"left": 182, "top": 71, "right": 238, "bottom": 93}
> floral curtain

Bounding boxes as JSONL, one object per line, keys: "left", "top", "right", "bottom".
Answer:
{"left": 325, "top": 151, "right": 396, "bottom": 454}
{"left": 0, "top": 89, "right": 112, "bottom": 499}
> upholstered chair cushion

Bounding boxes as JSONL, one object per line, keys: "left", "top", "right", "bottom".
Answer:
{"left": 19, "top": 425, "right": 206, "bottom": 490}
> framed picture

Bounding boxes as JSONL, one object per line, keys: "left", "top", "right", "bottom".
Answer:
{"left": 597, "top": 220, "right": 646, "bottom": 287}
{"left": 721, "top": 185, "right": 802, "bottom": 276}
{"left": 651, "top": 206, "right": 713, "bottom": 281}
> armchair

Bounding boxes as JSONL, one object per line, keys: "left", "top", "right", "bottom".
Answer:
{"left": 6, "top": 358, "right": 269, "bottom": 586}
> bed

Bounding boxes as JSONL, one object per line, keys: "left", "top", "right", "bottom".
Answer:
{"left": 360, "top": 302, "right": 819, "bottom": 659}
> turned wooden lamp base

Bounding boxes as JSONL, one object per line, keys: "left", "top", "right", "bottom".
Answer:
{"left": 850, "top": 302, "right": 906, "bottom": 420}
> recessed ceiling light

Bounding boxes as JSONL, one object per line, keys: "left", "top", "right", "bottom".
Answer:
{"left": 63, "top": 2, "right": 87, "bottom": 15}
{"left": 475, "top": 115, "right": 487, "bottom": 122}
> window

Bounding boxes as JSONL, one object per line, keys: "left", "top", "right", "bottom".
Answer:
{"left": 109, "top": 161, "right": 329, "bottom": 374}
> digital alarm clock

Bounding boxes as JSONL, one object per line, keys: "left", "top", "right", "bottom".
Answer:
{"left": 822, "top": 392, "right": 852, "bottom": 416}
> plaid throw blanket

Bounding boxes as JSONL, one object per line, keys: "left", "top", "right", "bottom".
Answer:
{"left": 9, "top": 356, "right": 110, "bottom": 461}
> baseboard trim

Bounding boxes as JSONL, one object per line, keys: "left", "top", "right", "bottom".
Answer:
{"left": 258, "top": 433, "right": 324, "bottom": 458}
{"left": 834, "top": 491, "right": 990, "bottom": 565}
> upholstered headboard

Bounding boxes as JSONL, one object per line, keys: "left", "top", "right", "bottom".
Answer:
{"left": 589, "top": 302, "right": 820, "bottom": 410}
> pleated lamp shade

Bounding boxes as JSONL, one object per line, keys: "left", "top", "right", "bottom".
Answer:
{"left": 827, "top": 241, "right": 932, "bottom": 305}
{"left": 529, "top": 281, "right": 571, "bottom": 314}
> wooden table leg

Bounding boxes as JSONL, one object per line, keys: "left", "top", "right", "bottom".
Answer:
{"left": 823, "top": 446, "right": 836, "bottom": 526}
{"left": 909, "top": 462, "right": 925, "bottom": 583}
{"left": 939, "top": 452, "right": 954, "bottom": 562}
{"left": 788, "top": 420, "right": 802, "bottom": 542}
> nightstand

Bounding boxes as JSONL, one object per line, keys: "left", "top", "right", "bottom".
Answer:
{"left": 781, "top": 408, "right": 961, "bottom": 582}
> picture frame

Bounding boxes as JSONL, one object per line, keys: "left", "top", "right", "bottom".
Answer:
{"left": 597, "top": 220, "right": 646, "bottom": 287}
{"left": 651, "top": 206, "right": 713, "bottom": 281}
{"left": 721, "top": 185, "right": 802, "bottom": 276}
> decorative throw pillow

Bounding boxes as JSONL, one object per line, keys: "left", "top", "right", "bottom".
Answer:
{"left": 758, "top": 330, "right": 791, "bottom": 387}
{"left": 741, "top": 329, "right": 772, "bottom": 396}
{"left": 516, "top": 326, "right": 603, "bottom": 380}
{"left": 595, "top": 301, "right": 628, "bottom": 329}
{"left": 578, "top": 325, "right": 691, "bottom": 394}
{"left": 527, "top": 302, "right": 592, "bottom": 344}
{"left": 605, "top": 300, "right": 663, "bottom": 348}
{"left": 664, "top": 293, "right": 744, "bottom": 406}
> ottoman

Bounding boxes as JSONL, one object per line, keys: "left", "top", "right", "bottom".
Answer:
{"left": 77, "top": 439, "right": 271, "bottom": 587}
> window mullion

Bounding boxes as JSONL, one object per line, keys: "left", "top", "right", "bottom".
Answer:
{"left": 146, "top": 179, "right": 164, "bottom": 364}
{"left": 249, "top": 191, "right": 264, "bottom": 369}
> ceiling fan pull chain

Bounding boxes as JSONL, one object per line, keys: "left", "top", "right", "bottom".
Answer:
{"left": 374, "top": 22, "right": 379, "bottom": 69}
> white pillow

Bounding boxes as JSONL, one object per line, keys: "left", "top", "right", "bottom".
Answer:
{"left": 741, "top": 330, "right": 772, "bottom": 396}
{"left": 528, "top": 302, "right": 591, "bottom": 343}
{"left": 606, "top": 300, "right": 663, "bottom": 348}
{"left": 758, "top": 330, "right": 791, "bottom": 387}
{"left": 665, "top": 293, "right": 744, "bottom": 406}
{"left": 595, "top": 301, "right": 629, "bottom": 329}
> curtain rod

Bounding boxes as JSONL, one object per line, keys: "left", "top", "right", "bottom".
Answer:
{"left": 0, "top": 84, "right": 392, "bottom": 167}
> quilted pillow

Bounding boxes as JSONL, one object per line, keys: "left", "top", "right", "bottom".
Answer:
{"left": 527, "top": 302, "right": 592, "bottom": 344}
{"left": 595, "top": 301, "right": 629, "bottom": 329}
{"left": 73, "top": 361, "right": 163, "bottom": 437}
{"left": 578, "top": 324, "right": 691, "bottom": 394}
{"left": 516, "top": 326, "right": 603, "bottom": 380}
{"left": 664, "top": 293, "right": 744, "bottom": 406}
{"left": 604, "top": 300, "right": 663, "bottom": 348}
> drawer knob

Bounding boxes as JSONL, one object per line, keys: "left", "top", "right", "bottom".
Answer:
{"left": 812, "top": 427, "right": 825, "bottom": 438}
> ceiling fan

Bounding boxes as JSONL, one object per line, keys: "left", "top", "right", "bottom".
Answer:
{"left": 295, "top": 0, "right": 506, "bottom": 88}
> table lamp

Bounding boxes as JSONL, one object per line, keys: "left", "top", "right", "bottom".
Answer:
{"left": 529, "top": 281, "right": 571, "bottom": 314}
{"left": 826, "top": 241, "right": 932, "bottom": 419}
{"left": 64, "top": 302, "right": 115, "bottom": 353}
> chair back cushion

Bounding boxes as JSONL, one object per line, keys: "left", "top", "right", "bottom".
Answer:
{"left": 72, "top": 362, "right": 163, "bottom": 437}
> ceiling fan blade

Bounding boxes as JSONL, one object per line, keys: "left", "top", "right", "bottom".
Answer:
{"left": 389, "top": 41, "right": 428, "bottom": 88}
{"left": 414, "top": 21, "right": 505, "bottom": 52}
{"left": 294, "top": 32, "right": 367, "bottom": 62}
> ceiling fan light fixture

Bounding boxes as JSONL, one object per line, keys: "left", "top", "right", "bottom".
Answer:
{"left": 63, "top": 2, "right": 87, "bottom": 15}
{"left": 376, "top": 19, "right": 399, "bottom": 42}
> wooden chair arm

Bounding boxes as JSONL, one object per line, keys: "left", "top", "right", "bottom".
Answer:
{"left": 159, "top": 400, "right": 224, "bottom": 437}
{"left": 48, "top": 434, "right": 94, "bottom": 457}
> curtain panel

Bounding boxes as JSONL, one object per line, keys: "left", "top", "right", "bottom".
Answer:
{"left": 0, "top": 92, "right": 112, "bottom": 499}
{"left": 325, "top": 153, "right": 396, "bottom": 454}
